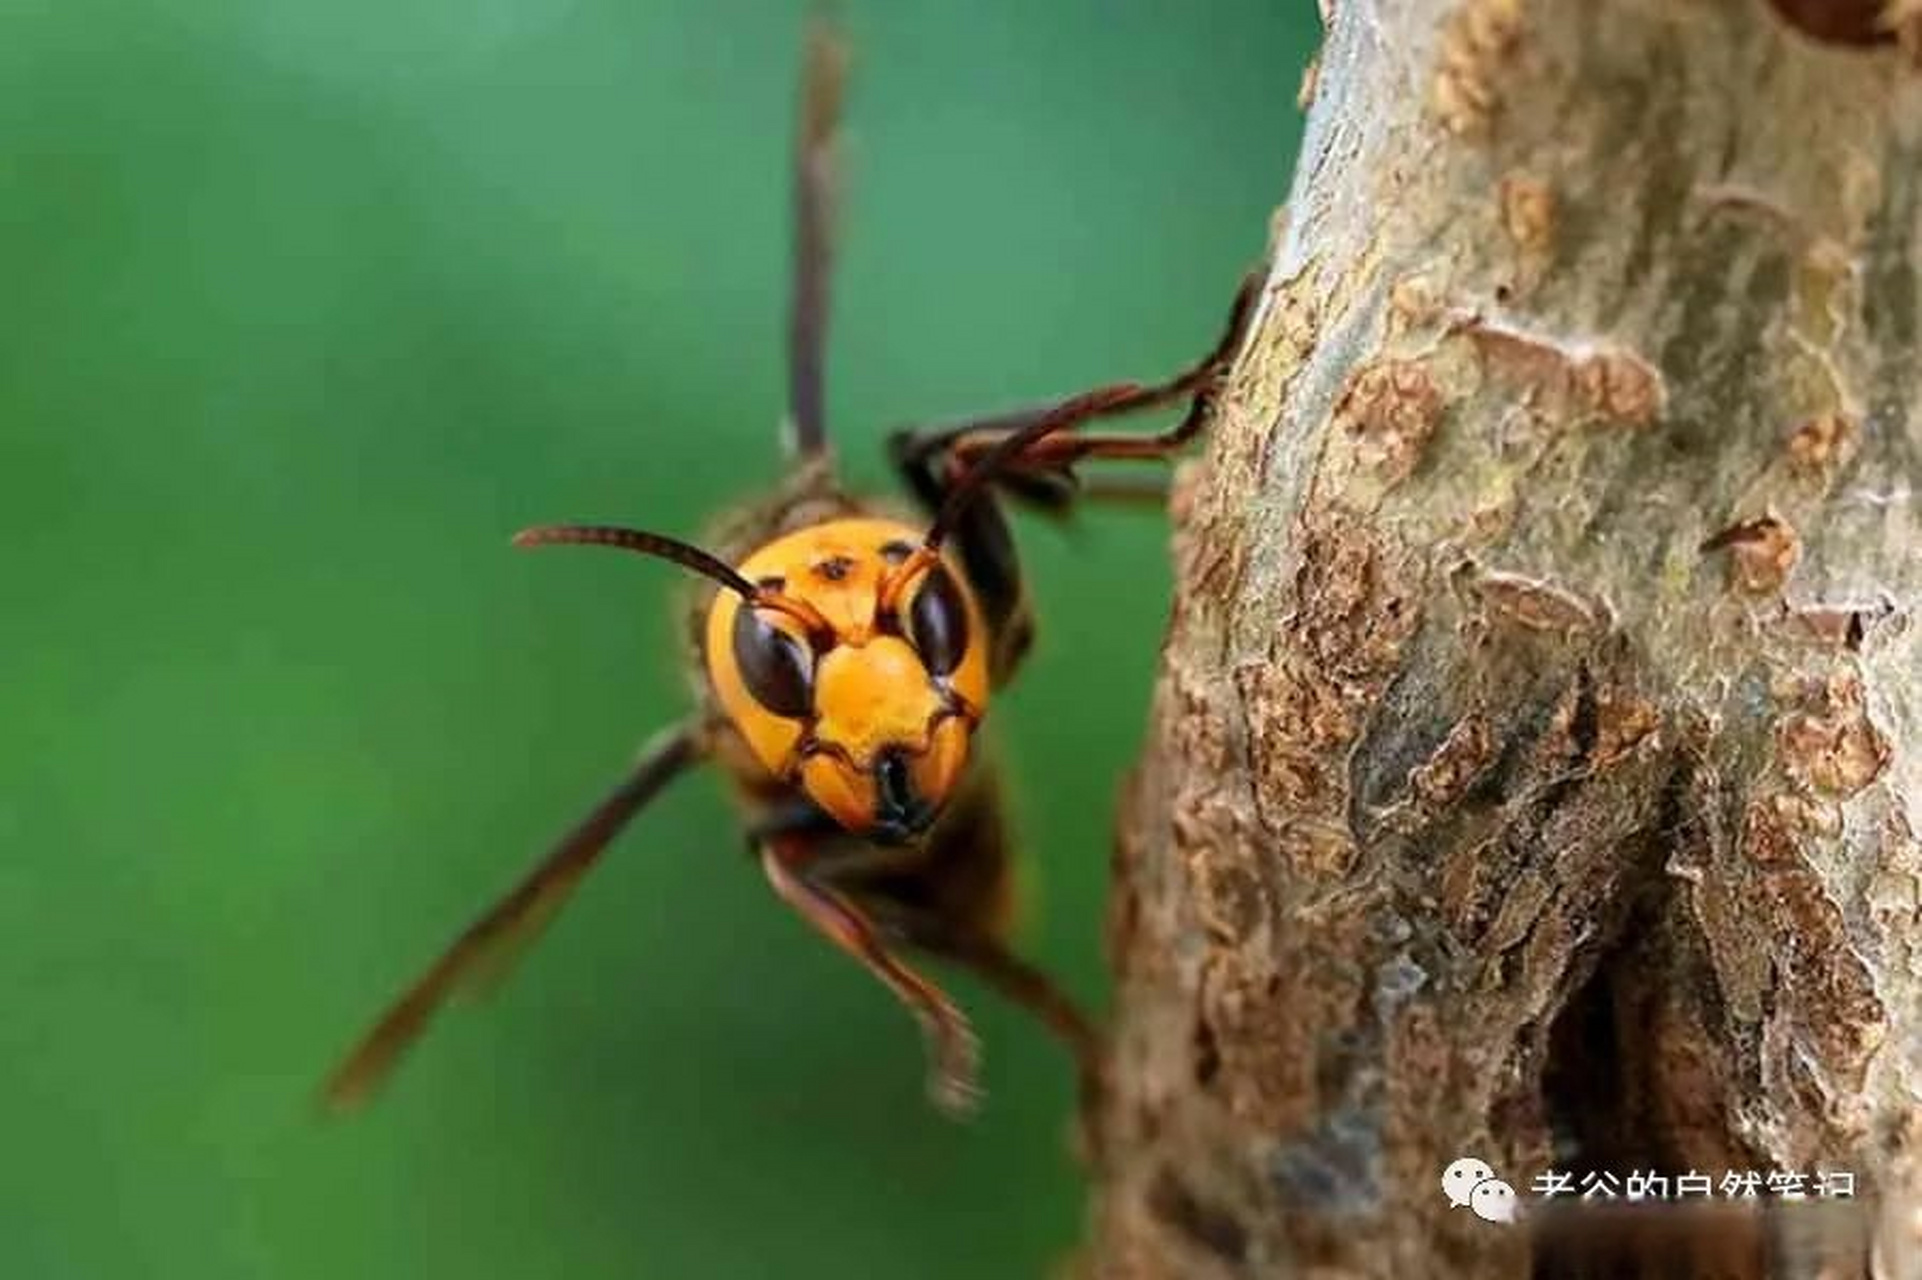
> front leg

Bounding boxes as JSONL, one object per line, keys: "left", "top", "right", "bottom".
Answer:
{"left": 760, "top": 832, "right": 982, "bottom": 1117}
{"left": 867, "top": 902, "right": 1107, "bottom": 1124}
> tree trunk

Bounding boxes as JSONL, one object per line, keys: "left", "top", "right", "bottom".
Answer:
{"left": 1091, "top": 1, "right": 1922, "bottom": 1276}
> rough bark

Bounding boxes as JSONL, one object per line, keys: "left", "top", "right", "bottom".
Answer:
{"left": 1092, "top": 1, "right": 1922, "bottom": 1276}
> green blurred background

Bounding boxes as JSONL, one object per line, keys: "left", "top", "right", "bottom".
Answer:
{"left": 1, "top": 2, "right": 1308, "bottom": 1275}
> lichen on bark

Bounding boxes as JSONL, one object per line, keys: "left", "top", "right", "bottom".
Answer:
{"left": 1092, "top": 1, "right": 1922, "bottom": 1276}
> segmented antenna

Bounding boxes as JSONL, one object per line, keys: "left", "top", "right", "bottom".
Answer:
{"left": 513, "top": 523, "right": 836, "bottom": 644}
{"left": 512, "top": 524, "right": 760, "bottom": 599}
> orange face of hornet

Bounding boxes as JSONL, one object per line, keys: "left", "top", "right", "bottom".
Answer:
{"left": 703, "top": 517, "right": 991, "bottom": 842}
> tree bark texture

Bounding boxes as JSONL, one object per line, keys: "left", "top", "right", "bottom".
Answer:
{"left": 1093, "top": 1, "right": 1922, "bottom": 1276}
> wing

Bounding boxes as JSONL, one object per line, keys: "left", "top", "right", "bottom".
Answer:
{"left": 786, "top": 16, "right": 850, "bottom": 459}
{"left": 320, "top": 722, "right": 706, "bottom": 1111}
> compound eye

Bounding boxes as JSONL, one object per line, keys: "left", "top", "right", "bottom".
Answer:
{"left": 732, "top": 605, "right": 814, "bottom": 718}
{"left": 907, "top": 563, "right": 969, "bottom": 677}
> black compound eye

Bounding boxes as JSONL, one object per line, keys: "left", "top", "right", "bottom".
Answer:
{"left": 732, "top": 605, "right": 814, "bottom": 718}
{"left": 907, "top": 563, "right": 969, "bottom": 676}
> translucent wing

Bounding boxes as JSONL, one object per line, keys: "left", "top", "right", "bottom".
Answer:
{"left": 786, "top": 16, "right": 850, "bottom": 458}
{"left": 320, "top": 722, "right": 705, "bottom": 1111}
